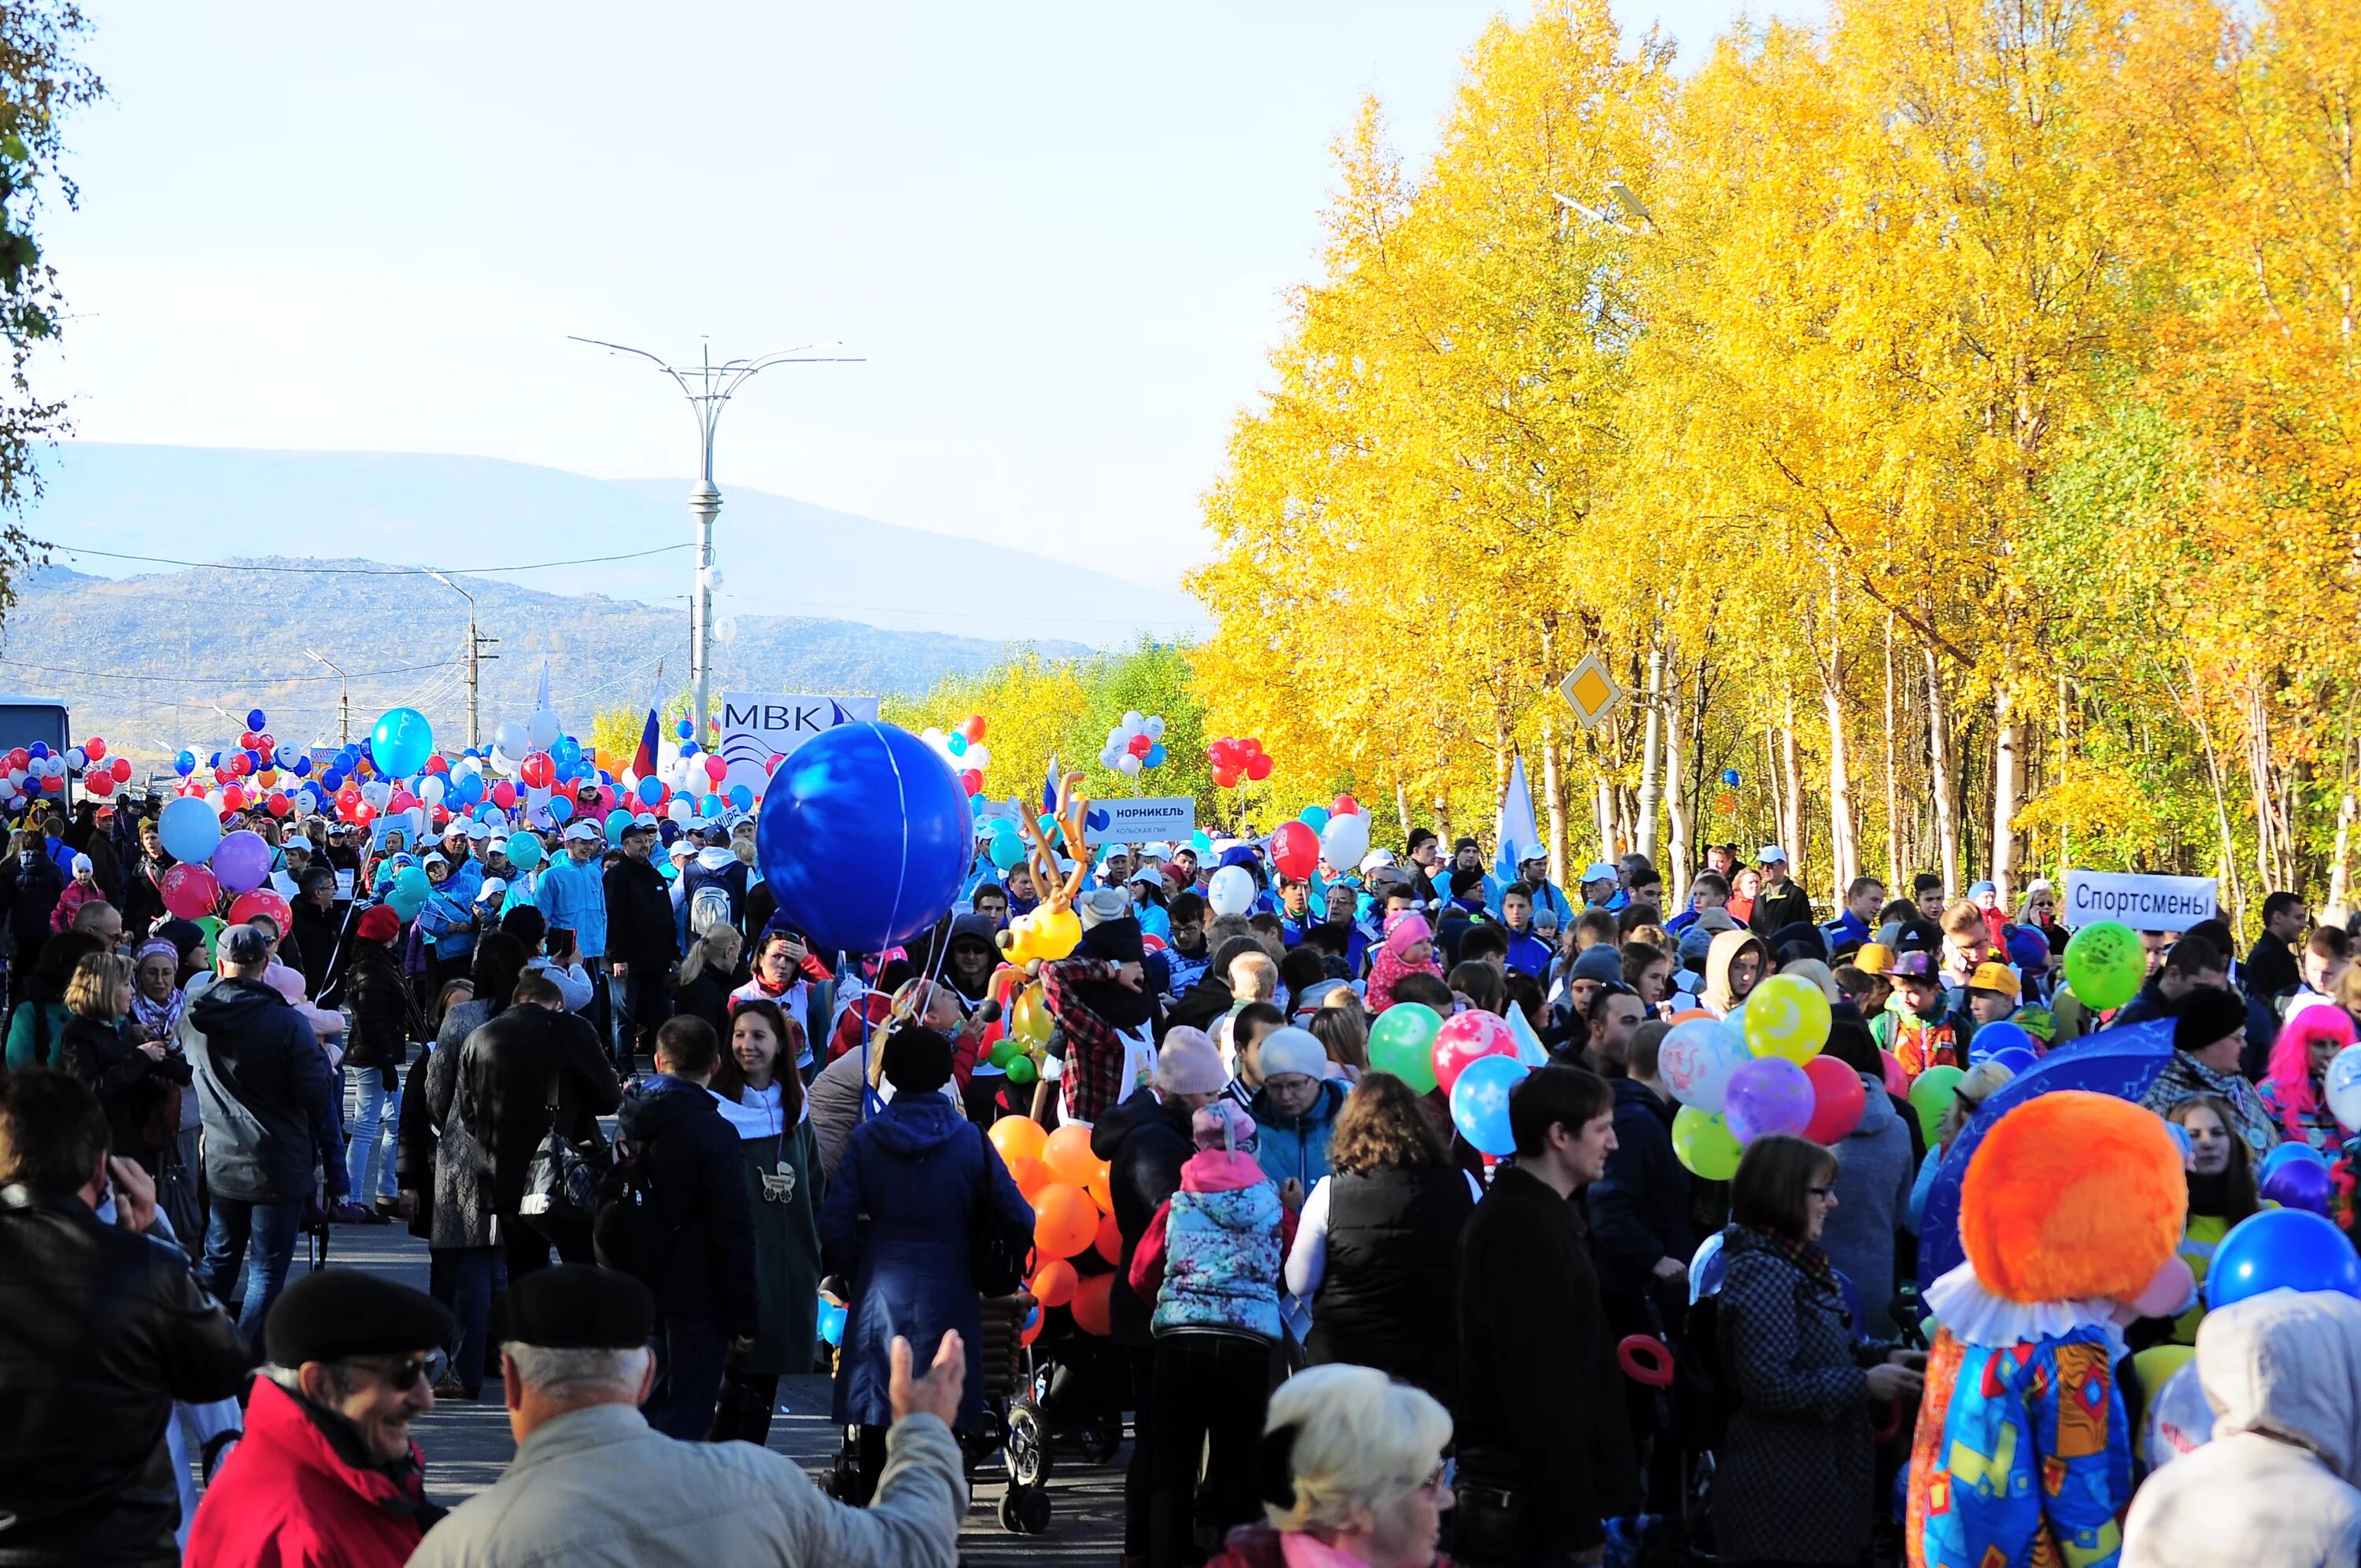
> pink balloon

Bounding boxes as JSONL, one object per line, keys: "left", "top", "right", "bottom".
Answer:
{"left": 1880, "top": 1050, "right": 1908, "bottom": 1097}
{"left": 2122, "top": 1256, "right": 2197, "bottom": 1322}
{"left": 1431, "top": 1010, "right": 1518, "bottom": 1095}
{"left": 1801, "top": 1055, "right": 1867, "bottom": 1144}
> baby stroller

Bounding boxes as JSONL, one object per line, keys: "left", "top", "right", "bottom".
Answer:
{"left": 1028, "top": 1312, "right": 1129, "bottom": 1466}
{"left": 822, "top": 1293, "right": 1053, "bottom": 1535}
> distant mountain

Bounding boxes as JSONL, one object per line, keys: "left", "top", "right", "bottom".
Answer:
{"left": 0, "top": 560, "right": 1089, "bottom": 759}
{"left": 29, "top": 442, "right": 1212, "bottom": 647}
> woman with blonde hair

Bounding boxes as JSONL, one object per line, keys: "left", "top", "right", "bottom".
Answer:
{"left": 1206, "top": 1363, "right": 1456, "bottom": 1568}
{"left": 670, "top": 918, "right": 744, "bottom": 1036}
{"left": 58, "top": 949, "right": 188, "bottom": 1175}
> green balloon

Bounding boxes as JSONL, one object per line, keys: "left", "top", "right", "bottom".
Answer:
{"left": 1672, "top": 1106, "right": 1742, "bottom": 1181}
{"left": 2064, "top": 920, "right": 2145, "bottom": 1012}
{"left": 988, "top": 1035, "right": 1020, "bottom": 1069}
{"left": 1005, "top": 1053, "right": 1040, "bottom": 1087}
{"left": 1907, "top": 1064, "right": 1968, "bottom": 1142}
{"left": 1368, "top": 1003, "right": 1443, "bottom": 1094}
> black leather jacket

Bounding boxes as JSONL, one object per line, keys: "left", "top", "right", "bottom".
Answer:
{"left": 0, "top": 1188, "right": 249, "bottom": 1566}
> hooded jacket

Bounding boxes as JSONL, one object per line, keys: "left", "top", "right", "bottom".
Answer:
{"left": 1366, "top": 913, "right": 1443, "bottom": 1014}
{"left": 185, "top": 1375, "right": 438, "bottom": 1568}
{"left": 604, "top": 854, "right": 679, "bottom": 970}
{"left": 1246, "top": 1076, "right": 1347, "bottom": 1193}
{"left": 612, "top": 1075, "right": 759, "bottom": 1336}
{"left": 1129, "top": 1146, "right": 1288, "bottom": 1341}
{"left": 187, "top": 974, "right": 348, "bottom": 1205}
{"left": 1701, "top": 928, "right": 1770, "bottom": 1017}
{"left": 1821, "top": 1068, "right": 1916, "bottom": 1337}
{"left": 1090, "top": 1087, "right": 1195, "bottom": 1346}
{"left": 2123, "top": 1287, "right": 2361, "bottom": 1568}
{"left": 682, "top": 846, "right": 749, "bottom": 932}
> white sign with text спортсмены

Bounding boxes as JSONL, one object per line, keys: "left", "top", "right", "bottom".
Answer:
{"left": 2061, "top": 869, "right": 2218, "bottom": 932}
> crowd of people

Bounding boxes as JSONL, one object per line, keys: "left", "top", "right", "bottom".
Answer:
{"left": 4, "top": 774, "right": 2359, "bottom": 1568}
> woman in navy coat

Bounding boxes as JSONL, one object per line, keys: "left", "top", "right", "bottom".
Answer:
{"left": 821, "top": 1024, "right": 1033, "bottom": 1500}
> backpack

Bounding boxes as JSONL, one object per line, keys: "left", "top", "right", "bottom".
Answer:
{"left": 688, "top": 884, "right": 734, "bottom": 939}
{"left": 591, "top": 1129, "right": 679, "bottom": 1284}
{"left": 1671, "top": 1292, "right": 1740, "bottom": 1452}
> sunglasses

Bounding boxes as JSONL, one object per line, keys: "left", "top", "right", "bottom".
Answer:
{"left": 345, "top": 1347, "right": 449, "bottom": 1391}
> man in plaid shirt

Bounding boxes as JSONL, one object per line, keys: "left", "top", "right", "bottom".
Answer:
{"left": 1039, "top": 910, "right": 1160, "bottom": 1125}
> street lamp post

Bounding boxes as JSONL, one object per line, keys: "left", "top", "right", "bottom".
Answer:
{"left": 570, "top": 336, "right": 860, "bottom": 737}
{"left": 422, "top": 570, "right": 495, "bottom": 747}
{"left": 305, "top": 648, "right": 350, "bottom": 744}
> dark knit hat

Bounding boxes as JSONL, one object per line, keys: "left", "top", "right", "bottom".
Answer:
{"left": 2173, "top": 987, "right": 2250, "bottom": 1057}
{"left": 495, "top": 1264, "right": 653, "bottom": 1349}
{"left": 882, "top": 1024, "right": 955, "bottom": 1096}
{"left": 1571, "top": 945, "right": 1625, "bottom": 987}
{"left": 265, "top": 1270, "right": 454, "bottom": 1367}
{"left": 1079, "top": 915, "right": 1145, "bottom": 966}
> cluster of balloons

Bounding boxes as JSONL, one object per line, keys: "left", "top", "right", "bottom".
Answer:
{"left": 1204, "top": 735, "right": 1273, "bottom": 788}
{"left": 1297, "top": 797, "right": 1370, "bottom": 876}
{"left": 989, "top": 1120, "right": 1122, "bottom": 1338}
{"left": 914, "top": 714, "right": 993, "bottom": 798}
{"left": 1098, "top": 711, "right": 1166, "bottom": 777}
{"left": 0, "top": 741, "right": 96, "bottom": 807}
{"left": 1365, "top": 1004, "right": 1547, "bottom": 1155}
{"left": 1658, "top": 974, "right": 1850, "bottom": 1179}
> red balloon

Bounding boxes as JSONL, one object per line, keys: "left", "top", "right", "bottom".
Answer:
{"left": 220, "top": 785, "right": 246, "bottom": 811}
{"left": 389, "top": 789, "right": 418, "bottom": 814}
{"left": 1801, "top": 1056, "right": 1868, "bottom": 1144}
{"left": 161, "top": 861, "right": 222, "bottom": 920}
{"left": 1126, "top": 733, "right": 1152, "bottom": 758}
{"left": 491, "top": 781, "right": 518, "bottom": 809}
{"left": 1432, "top": 1010, "right": 1519, "bottom": 1094}
{"left": 765, "top": 753, "right": 784, "bottom": 773}
{"left": 83, "top": 737, "right": 105, "bottom": 760}
{"left": 962, "top": 714, "right": 987, "bottom": 742}
{"left": 1270, "top": 821, "right": 1319, "bottom": 881}
{"left": 959, "top": 768, "right": 983, "bottom": 795}
{"left": 702, "top": 754, "right": 727, "bottom": 783}
{"left": 264, "top": 793, "right": 293, "bottom": 818}
{"left": 109, "top": 758, "right": 131, "bottom": 781}
{"left": 83, "top": 772, "right": 113, "bottom": 797}
{"left": 425, "top": 755, "right": 449, "bottom": 774}
{"left": 519, "top": 754, "right": 555, "bottom": 790}
{"left": 227, "top": 887, "right": 294, "bottom": 935}
{"left": 1332, "top": 794, "right": 1359, "bottom": 817}
{"left": 257, "top": 732, "right": 275, "bottom": 754}
{"left": 1246, "top": 753, "right": 1275, "bottom": 782}
{"left": 1212, "top": 766, "right": 1240, "bottom": 790}
{"left": 239, "top": 730, "right": 260, "bottom": 751}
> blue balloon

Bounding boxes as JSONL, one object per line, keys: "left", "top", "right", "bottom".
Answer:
{"left": 674, "top": 718, "right": 694, "bottom": 740}
{"left": 26, "top": 742, "right": 46, "bottom": 760}
{"left": 945, "top": 731, "right": 967, "bottom": 757}
{"left": 756, "top": 721, "right": 970, "bottom": 958}
{"left": 1968, "top": 1020, "right": 2035, "bottom": 1064}
{"left": 2208, "top": 1208, "right": 2361, "bottom": 1309}
{"left": 246, "top": 708, "right": 266, "bottom": 731}
{"left": 1144, "top": 743, "right": 1166, "bottom": 768}
{"left": 2260, "top": 1141, "right": 2331, "bottom": 1180}
{"left": 682, "top": 742, "right": 700, "bottom": 758}
{"left": 2262, "top": 1157, "right": 2338, "bottom": 1217}
{"left": 157, "top": 795, "right": 222, "bottom": 864}
{"left": 175, "top": 751, "right": 196, "bottom": 777}
{"left": 1449, "top": 1054, "right": 1526, "bottom": 1158}
{"left": 1721, "top": 767, "right": 1742, "bottom": 786}
{"left": 817, "top": 1297, "right": 847, "bottom": 1348}
{"left": 700, "top": 792, "right": 724, "bottom": 817}
{"left": 728, "top": 784, "right": 753, "bottom": 810}
{"left": 1986, "top": 1046, "right": 2038, "bottom": 1075}
{"left": 290, "top": 756, "right": 312, "bottom": 777}
{"left": 371, "top": 707, "right": 435, "bottom": 778}
{"left": 637, "top": 776, "right": 664, "bottom": 806}
{"left": 453, "top": 773, "right": 484, "bottom": 804}
{"left": 548, "top": 796, "right": 573, "bottom": 824}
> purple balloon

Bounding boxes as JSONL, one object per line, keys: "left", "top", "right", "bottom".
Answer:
{"left": 210, "top": 829, "right": 272, "bottom": 895}
{"left": 2261, "top": 1156, "right": 2337, "bottom": 1218}
{"left": 1724, "top": 1056, "right": 1816, "bottom": 1145}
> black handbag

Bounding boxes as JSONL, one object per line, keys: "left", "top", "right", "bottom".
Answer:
{"left": 519, "top": 1024, "right": 598, "bottom": 1220}
{"left": 968, "top": 1123, "right": 1031, "bottom": 1297}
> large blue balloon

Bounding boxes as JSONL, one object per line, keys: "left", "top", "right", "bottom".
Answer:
{"left": 756, "top": 721, "right": 969, "bottom": 957}
{"left": 2208, "top": 1207, "right": 2361, "bottom": 1308}
{"left": 1968, "top": 1020, "right": 2034, "bottom": 1064}
{"left": 1449, "top": 1053, "right": 1527, "bottom": 1158}
{"left": 371, "top": 707, "right": 435, "bottom": 778}
{"left": 157, "top": 795, "right": 222, "bottom": 864}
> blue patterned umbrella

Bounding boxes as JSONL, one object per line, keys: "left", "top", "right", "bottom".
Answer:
{"left": 1916, "top": 1019, "right": 2178, "bottom": 1293}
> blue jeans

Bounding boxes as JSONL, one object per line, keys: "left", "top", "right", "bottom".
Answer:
{"left": 198, "top": 1196, "right": 305, "bottom": 1348}
{"left": 449, "top": 1246, "right": 502, "bottom": 1395}
{"left": 608, "top": 969, "right": 671, "bottom": 1072}
{"left": 343, "top": 1066, "right": 401, "bottom": 1201}
{"left": 646, "top": 1310, "right": 729, "bottom": 1440}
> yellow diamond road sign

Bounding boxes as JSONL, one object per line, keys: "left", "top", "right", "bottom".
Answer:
{"left": 1559, "top": 652, "right": 1624, "bottom": 732}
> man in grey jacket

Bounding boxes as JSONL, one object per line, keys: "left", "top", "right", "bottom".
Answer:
{"left": 408, "top": 1264, "right": 966, "bottom": 1568}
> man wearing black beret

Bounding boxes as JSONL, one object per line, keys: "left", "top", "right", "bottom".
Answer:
{"left": 408, "top": 1263, "right": 967, "bottom": 1566}
{"left": 187, "top": 1269, "right": 456, "bottom": 1568}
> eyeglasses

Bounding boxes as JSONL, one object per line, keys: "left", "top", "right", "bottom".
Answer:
{"left": 1805, "top": 1185, "right": 1836, "bottom": 1201}
{"left": 344, "top": 1347, "right": 449, "bottom": 1391}
{"left": 1417, "top": 1463, "right": 1451, "bottom": 1498}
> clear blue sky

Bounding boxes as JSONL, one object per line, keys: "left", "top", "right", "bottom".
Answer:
{"left": 42, "top": 0, "right": 1812, "bottom": 592}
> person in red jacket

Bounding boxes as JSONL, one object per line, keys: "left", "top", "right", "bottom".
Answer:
{"left": 187, "top": 1268, "right": 453, "bottom": 1568}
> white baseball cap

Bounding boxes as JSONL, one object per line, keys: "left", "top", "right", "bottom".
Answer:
{"left": 1580, "top": 861, "right": 1616, "bottom": 883}
{"left": 478, "top": 876, "right": 508, "bottom": 901}
{"left": 1516, "top": 843, "right": 1548, "bottom": 865}
{"left": 561, "top": 821, "right": 600, "bottom": 843}
{"left": 1358, "top": 848, "right": 1397, "bottom": 873}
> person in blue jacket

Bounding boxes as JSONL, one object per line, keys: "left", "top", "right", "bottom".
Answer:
{"left": 820, "top": 1022, "right": 1033, "bottom": 1505}
{"left": 1246, "top": 1027, "right": 1347, "bottom": 1196}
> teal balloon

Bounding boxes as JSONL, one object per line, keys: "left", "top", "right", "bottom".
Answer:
{"left": 990, "top": 829, "right": 1025, "bottom": 871}
{"left": 392, "top": 865, "right": 430, "bottom": 906}
{"left": 945, "top": 731, "right": 968, "bottom": 757}
{"left": 506, "top": 834, "right": 545, "bottom": 872}
{"left": 1299, "top": 806, "right": 1331, "bottom": 833}
{"left": 605, "top": 808, "right": 634, "bottom": 844}
{"left": 371, "top": 707, "right": 435, "bottom": 778}
{"left": 1190, "top": 829, "right": 1213, "bottom": 854}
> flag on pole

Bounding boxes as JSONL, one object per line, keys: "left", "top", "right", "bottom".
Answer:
{"left": 630, "top": 662, "right": 663, "bottom": 782}
{"left": 535, "top": 657, "right": 552, "bottom": 714}
{"left": 1494, "top": 751, "right": 1540, "bottom": 890}
{"left": 1042, "top": 754, "right": 1060, "bottom": 814}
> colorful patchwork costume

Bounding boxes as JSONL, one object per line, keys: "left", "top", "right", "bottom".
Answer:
{"left": 1906, "top": 1091, "right": 2187, "bottom": 1568}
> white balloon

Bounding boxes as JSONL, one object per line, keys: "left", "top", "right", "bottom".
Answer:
{"left": 495, "top": 721, "right": 529, "bottom": 756}
{"left": 1100, "top": 746, "right": 1125, "bottom": 769}
{"left": 1118, "top": 754, "right": 1144, "bottom": 777}
{"left": 1121, "top": 710, "right": 1146, "bottom": 733}
{"left": 1144, "top": 715, "right": 1166, "bottom": 740}
{"left": 65, "top": 747, "right": 86, "bottom": 770}
{"left": 1319, "top": 811, "right": 1371, "bottom": 871}
{"left": 363, "top": 780, "right": 392, "bottom": 810}
{"left": 2143, "top": 1361, "right": 2213, "bottom": 1472}
{"left": 667, "top": 796, "right": 693, "bottom": 824}
{"left": 1207, "top": 865, "right": 1256, "bottom": 917}
{"left": 528, "top": 709, "right": 562, "bottom": 750}
{"left": 418, "top": 775, "right": 447, "bottom": 806}
{"left": 487, "top": 747, "right": 517, "bottom": 778}
{"left": 2326, "top": 1042, "right": 2361, "bottom": 1130}
{"left": 1658, "top": 1019, "right": 1752, "bottom": 1114}
{"left": 966, "top": 744, "right": 991, "bottom": 773}
{"left": 922, "top": 727, "right": 945, "bottom": 747}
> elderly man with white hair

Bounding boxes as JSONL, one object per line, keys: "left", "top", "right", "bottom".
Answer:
{"left": 1204, "top": 1363, "right": 1455, "bottom": 1568}
{"left": 408, "top": 1264, "right": 966, "bottom": 1568}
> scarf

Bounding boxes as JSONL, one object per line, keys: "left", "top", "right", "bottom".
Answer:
{"left": 129, "top": 985, "right": 185, "bottom": 1040}
{"left": 1738, "top": 1223, "right": 1850, "bottom": 1326}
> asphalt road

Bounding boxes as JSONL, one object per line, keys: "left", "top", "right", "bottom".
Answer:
{"left": 321, "top": 1221, "right": 1129, "bottom": 1565}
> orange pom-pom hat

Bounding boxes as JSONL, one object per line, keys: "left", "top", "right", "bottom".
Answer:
{"left": 1959, "top": 1090, "right": 2186, "bottom": 1304}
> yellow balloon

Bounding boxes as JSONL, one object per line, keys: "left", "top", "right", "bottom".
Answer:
{"left": 1011, "top": 983, "right": 1052, "bottom": 1046}
{"left": 1002, "top": 914, "right": 1040, "bottom": 964}
{"left": 1738, "top": 974, "right": 1832, "bottom": 1063}
{"left": 1033, "top": 906, "right": 1081, "bottom": 961}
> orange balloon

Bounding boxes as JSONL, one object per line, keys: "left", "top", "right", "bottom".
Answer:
{"left": 1030, "top": 1258, "right": 1078, "bottom": 1308}
{"left": 989, "top": 1116, "right": 1048, "bottom": 1165}
{"left": 1086, "top": 1172, "right": 1114, "bottom": 1213}
{"left": 1094, "top": 1210, "right": 1123, "bottom": 1266}
{"left": 1007, "top": 1155, "right": 1055, "bottom": 1201}
{"left": 1043, "top": 1124, "right": 1099, "bottom": 1188}
{"left": 1668, "top": 1008, "right": 1713, "bottom": 1025}
{"left": 1033, "top": 1183, "right": 1099, "bottom": 1259}
{"left": 1071, "top": 1272, "right": 1114, "bottom": 1335}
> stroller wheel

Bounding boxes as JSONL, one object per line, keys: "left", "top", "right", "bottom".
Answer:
{"left": 999, "top": 1483, "right": 1052, "bottom": 1535}
{"left": 1006, "top": 1399, "right": 1052, "bottom": 1489}
{"left": 1077, "top": 1411, "right": 1125, "bottom": 1465}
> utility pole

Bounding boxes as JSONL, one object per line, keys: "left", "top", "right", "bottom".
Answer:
{"left": 304, "top": 649, "right": 350, "bottom": 744}
{"left": 424, "top": 570, "right": 497, "bottom": 747}
{"left": 570, "top": 334, "right": 859, "bottom": 737}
